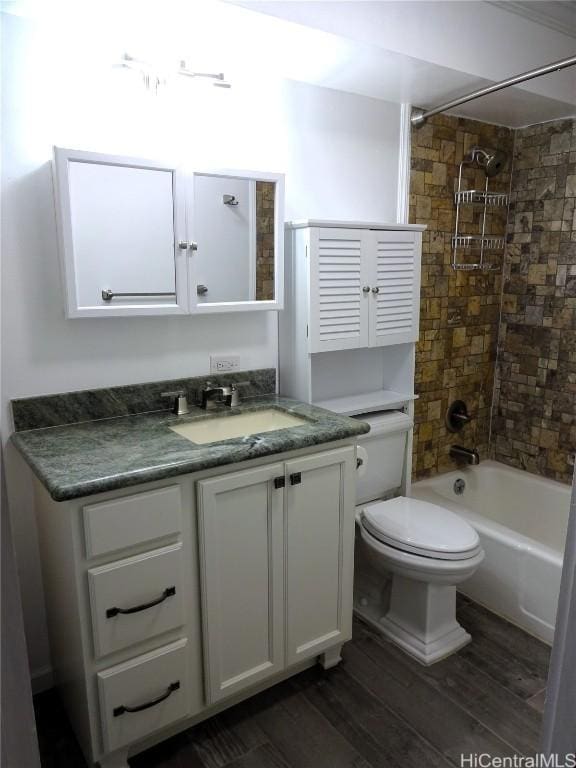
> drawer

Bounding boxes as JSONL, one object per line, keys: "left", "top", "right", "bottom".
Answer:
{"left": 83, "top": 485, "right": 182, "bottom": 558}
{"left": 88, "top": 544, "right": 184, "bottom": 657}
{"left": 98, "top": 638, "right": 189, "bottom": 753}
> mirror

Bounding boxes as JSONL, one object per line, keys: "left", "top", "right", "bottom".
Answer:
{"left": 191, "top": 170, "right": 284, "bottom": 310}
{"left": 54, "top": 147, "right": 189, "bottom": 318}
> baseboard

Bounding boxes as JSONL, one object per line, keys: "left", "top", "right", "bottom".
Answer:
{"left": 31, "top": 665, "right": 53, "bottom": 694}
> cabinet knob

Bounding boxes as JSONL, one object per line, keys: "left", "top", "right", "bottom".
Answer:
{"left": 178, "top": 241, "right": 198, "bottom": 251}
{"left": 372, "top": 286, "right": 380, "bottom": 294}
{"left": 290, "top": 472, "right": 302, "bottom": 486}
{"left": 362, "top": 286, "right": 371, "bottom": 294}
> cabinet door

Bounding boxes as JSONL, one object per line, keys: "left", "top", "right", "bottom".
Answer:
{"left": 285, "top": 446, "right": 356, "bottom": 666}
{"left": 54, "top": 147, "right": 189, "bottom": 317}
{"left": 197, "top": 463, "right": 285, "bottom": 703}
{"left": 308, "top": 228, "right": 371, "bottom": 353}
{"left": 368, "top": 230, "right": 421, "bottom": 347}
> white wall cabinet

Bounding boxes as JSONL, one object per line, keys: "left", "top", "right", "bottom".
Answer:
{"left": 279, "top": 220, "right": 424, "bottom": 416}
{"left": 53, "top": 148, "right": 284, "bottom": 318}
{"left": 307, "top": 224, "right": 423, "bottom": 353}
{"left": 33, "top": 441, "right": 357, "bottom": 768}
{"left": 197, "top": 446, "right": 355, "bottom": 703}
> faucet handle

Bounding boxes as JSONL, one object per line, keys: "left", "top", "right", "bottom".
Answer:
{"left": 226, "top": 385, "right": 240, "bottom": 407}
{"left": 161, "top": 390, "right": 189, "bottom": 416}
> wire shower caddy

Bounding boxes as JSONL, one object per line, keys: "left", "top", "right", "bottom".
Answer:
{"left": 452, "top": 161, "right": 507, "bottom": 271}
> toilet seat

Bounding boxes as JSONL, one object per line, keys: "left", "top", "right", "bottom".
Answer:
{"left": 360, "top": 496, "right": 481, "bottom": 561}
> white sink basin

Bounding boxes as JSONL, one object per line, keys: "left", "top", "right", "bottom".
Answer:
{"left": 170, "top": 408, "right": 309, "bottom": 445}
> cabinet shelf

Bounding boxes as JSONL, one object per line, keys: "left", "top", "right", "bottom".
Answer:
{"left": 314, "top": 389, "right": 416, "bottom": 417}
{"left": 454, "top": 190, "right": 508, "bottom": 206}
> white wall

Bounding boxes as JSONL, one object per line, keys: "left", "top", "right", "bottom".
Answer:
{"left": 1, "top": 11, "right": 403, "bottom": 680}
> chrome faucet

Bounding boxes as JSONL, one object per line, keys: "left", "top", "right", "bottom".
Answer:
{"left": 449, "top": 445, "right": 480, "bottom": 466}
{"left": 199, "top": 381, "right": 240, "bottom": 410}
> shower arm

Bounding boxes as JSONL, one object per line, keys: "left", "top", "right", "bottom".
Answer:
{"left": 411, "top": 54, "right": 576, "bottom": 126}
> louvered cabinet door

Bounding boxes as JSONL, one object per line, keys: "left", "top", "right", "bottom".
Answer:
{"left": 368, "top": 231, "right": 421, "bottom": 347}
{"left": 308, "top": 228, "right": 370, "bottom": 353}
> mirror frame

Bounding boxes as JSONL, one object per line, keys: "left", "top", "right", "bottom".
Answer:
{"left": 188, "top": 168, "right": 285, "bottom": 314}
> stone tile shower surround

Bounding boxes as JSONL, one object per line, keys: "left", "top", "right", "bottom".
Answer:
{"left": 410, "top": 114, "right": 513, "bottom": 480}
{"left": 492, "top": 119, "right": 576, "bottom": 484}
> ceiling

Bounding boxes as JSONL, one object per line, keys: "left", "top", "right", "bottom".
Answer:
{"left": 4, "top": 0, "right": 575, "bottom": 127}
{"left": 489, "top": 1, "right": 576, "bottom": 38}
{"left": 228, "top": 0, "right": 576, "bottom": 127}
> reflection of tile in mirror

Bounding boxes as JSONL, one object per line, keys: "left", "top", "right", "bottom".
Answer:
{"left": 256, "top": 181, "right": 275, "bottom": 301}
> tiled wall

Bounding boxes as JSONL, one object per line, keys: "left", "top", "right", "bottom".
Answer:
{"left": 410, "top": 114, "right": 513, "bottom": 480}
{"left": 255, "top": 181, "right": 276, "bottom": 301}
{"left": 492, "top": 119, "right": 576, "bottom": 484}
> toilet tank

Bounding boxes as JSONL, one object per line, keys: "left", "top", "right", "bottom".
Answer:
{"left": 353, "top": 411, "right": 413, "bottom": 504}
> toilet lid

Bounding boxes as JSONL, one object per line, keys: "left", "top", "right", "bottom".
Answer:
{"left": 360, "top": 497, "right": 481, "bottom": 561}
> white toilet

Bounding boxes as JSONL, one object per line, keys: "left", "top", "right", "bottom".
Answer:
{"left": 353, "top": 410, "right": 484, "bottom": 665}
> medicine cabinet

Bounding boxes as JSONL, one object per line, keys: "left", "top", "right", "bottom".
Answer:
{"left": 53, "top": 148, "right": 284, "bottom": 318}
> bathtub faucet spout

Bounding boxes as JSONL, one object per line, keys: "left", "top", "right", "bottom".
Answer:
{"left": 450, "top": 445, "right": 480, "bottom": 465}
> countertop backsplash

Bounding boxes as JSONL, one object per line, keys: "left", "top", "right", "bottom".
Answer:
{"left": 11, "top": 368, "right": 277, "bottom": 432}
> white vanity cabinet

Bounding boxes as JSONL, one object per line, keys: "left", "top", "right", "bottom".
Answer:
{"left": 284, "top": 449, "right": 355, "bottom": 665}
{"left": 34, "top": 441, "right": 356, "bottom": 768}
{"left": 197, "top": 462, "right": 286, "bottom": 703}
{"left": 197, "top": 446, "right": 355, "bottom": 704}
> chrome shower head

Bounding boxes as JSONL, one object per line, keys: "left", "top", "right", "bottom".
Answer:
{"left": 465, "top": 147, "right": 507, "bottom": 177}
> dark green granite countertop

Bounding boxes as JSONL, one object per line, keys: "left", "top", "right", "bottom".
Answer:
{"left": 11, "top": 396, "right": 369, "bottom": 502}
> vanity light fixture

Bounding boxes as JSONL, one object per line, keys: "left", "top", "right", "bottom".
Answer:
{"left": 119, "top": 54, "right": 232, "bottom": 92}
{"left": 120, "top": 53, "right": 166, "bottom": 93}
{"left": 179, "top": 61, "right": 232, "bottom": 88}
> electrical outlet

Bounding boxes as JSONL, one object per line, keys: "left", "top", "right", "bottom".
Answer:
{"left": 210, "top": 355, "right": 241, "bottom": 374}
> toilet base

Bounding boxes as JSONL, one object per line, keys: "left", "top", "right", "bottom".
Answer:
{"left": 378, "top": 614, "right": 471, "bottom": 665}
{"left": 383, "top": 576, "right": 470, "bottom": 665}
{"left": 359, "top": 575, "right": 471, "bottom": 665}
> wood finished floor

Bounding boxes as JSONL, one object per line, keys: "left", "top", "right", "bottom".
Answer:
{"left": 34, "top": 596, "right": 550, "bottom": 768}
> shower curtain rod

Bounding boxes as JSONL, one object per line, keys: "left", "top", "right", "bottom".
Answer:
{"left": 411, "top": 54, "right": 576, "bottom": 126}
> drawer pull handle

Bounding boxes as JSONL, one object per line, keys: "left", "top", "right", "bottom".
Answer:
{"left": 113, "top": 681, "right": 180, "bottom": 717}
{"left": 106, "top": 586, "right": 176, "bottom": 618}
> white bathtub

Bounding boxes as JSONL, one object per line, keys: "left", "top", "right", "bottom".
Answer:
{"left": 412, "top": 461, "right": 571, "bottom": 645}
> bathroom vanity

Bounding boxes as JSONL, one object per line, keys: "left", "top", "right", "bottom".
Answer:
{"left": 11, "top": 374, "right": 367, "bottom": 768}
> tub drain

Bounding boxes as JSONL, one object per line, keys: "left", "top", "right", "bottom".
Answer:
{"left": 453, "top": 478, "right": 466, "bottom": 495}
